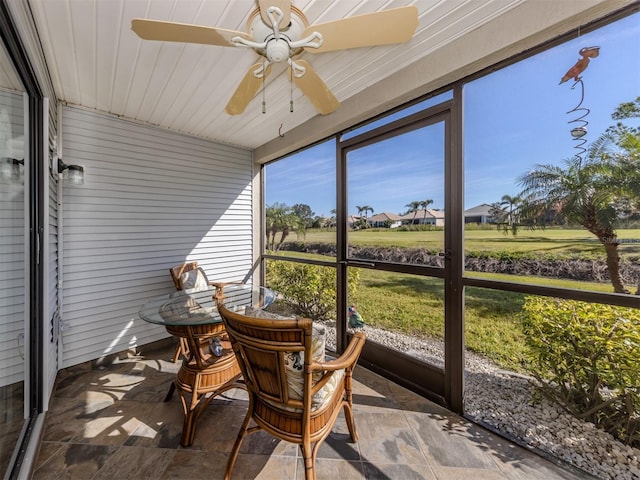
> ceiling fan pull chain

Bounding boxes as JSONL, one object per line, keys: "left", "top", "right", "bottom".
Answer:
{"left": 262, "top": 60, "right": 267, "bottom": 114}
{"left": 290, "top": 65, "right": 294, "bottom": 112}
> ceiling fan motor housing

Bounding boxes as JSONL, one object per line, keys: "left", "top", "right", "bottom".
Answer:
{"left": 266, "top": 39, "right": 289, "bottom": 62}
{"left": 248, "top": 6, "right": 309, "bottom": 61}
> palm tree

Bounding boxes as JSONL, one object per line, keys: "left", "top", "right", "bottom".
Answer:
{"left": 608, "top": 96, "right": 640, "bottom": 294}
{"left": 419, "top": 199, "right": 434, "bottom": 223}
{"left": 488, "top": 202, "right": 507, "bottom": 226}
{"left": 265, "top": 203, "right": 306, "bottom": 251}
{"left": 265, "top": 203, "right": 287, "bottom": 251}
{"left": 356, "top": 205, "right": 373, "bottom": 227}
{"left": 404, "top": 201, "right": 421, "bottom": 224}
{"left": 518, "top": 134, "right": 630, "bottom": 293}
{"left": 276, "top": 212, "right": 305, "bottom": 250}
{"left": 500, "top": 195, "right": 520, "bottom": 226}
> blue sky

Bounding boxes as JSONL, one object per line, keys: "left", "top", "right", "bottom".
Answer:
{"left": 266, "top": 12, "right": 640, "bottom": 218}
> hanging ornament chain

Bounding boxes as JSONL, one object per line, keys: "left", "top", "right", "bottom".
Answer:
{"left": 567, "top": 79, "right": 589, "bottom": 164}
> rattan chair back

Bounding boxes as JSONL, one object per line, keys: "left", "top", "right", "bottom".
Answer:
{"left": 217, "top": 303, "right": 365, "bottom": 480}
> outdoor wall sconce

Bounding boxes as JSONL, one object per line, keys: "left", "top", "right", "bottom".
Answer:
{"left": 0, "top": 157, "right": 23, "bottom": 182}
{"left": 58, "top": 158, "right": 84, "bottom": 185}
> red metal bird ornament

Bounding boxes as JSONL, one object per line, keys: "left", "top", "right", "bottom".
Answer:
{"left": 559, "top": 46, "right": 600, "bottom": 84}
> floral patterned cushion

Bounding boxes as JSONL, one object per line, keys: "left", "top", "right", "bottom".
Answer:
{"left": 241, "top": 309, "right": 340, "bottom": 412}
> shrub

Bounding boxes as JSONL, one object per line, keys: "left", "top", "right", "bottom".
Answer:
{"left": 265, "top": 260, "right": 360, "bottom": 320}
{"left": 520, "top": 297, "right": 640, "bottom": 447}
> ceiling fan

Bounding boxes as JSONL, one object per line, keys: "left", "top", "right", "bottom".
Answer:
{"left": 131, "top": 0, "right": 419, "bottom": 116}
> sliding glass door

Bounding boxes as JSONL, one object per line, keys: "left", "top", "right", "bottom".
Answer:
{"left": 0, "top": 37, "right": 27, "bottom": 477}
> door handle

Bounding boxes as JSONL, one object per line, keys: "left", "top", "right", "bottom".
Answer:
{"left": 348, "top": 260, "right": 376, "bottom": 268}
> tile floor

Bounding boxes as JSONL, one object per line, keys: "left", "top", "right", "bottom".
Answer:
{"left": 31, "top": 340, "right": 591, "bottom": 479}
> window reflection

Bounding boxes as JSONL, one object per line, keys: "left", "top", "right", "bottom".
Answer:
{"left": 0, "top": 39, "right": 27, "bottom": 477}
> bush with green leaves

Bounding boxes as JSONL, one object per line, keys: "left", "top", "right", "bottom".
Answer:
{"left": 521, "top": 296, "right": 640, "bottom": 447}
{"left": 265, "top": 260, "right": 360, "bottom": 320}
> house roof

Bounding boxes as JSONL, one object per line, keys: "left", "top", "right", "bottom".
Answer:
{"left": 10, "top": 0, "right": 626, "bottom": 161}
{"left": 368, "top": 212, "right": 402, "bottom": 222}
{"left": 464, "top": 204, "right": 493, "bottom": 216}
{"left": 399, "top": 208, "right": 444, "bottom": 220}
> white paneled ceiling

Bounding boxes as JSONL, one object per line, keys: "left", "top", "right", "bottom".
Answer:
{"left": 23, "top": 0, "right": 634, "bottom": 154}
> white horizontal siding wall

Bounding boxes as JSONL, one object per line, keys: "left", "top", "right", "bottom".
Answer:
{"left": 60, "top": 106, "right": 253, "bottom": 368}
{"left": 45, "top": 164, "right": 59, "bottom": 400}
{"left": 44, "top": 98, "right": 58, "bottom": 407}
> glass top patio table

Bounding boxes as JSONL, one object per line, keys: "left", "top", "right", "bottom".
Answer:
{"left": 138, "top": 284, "right": 276, "bottom": 327}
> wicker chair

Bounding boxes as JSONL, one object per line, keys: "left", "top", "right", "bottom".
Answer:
{"left": 168, "top": 262, "right": 229, "bottom": 362}
{"left": 217, "top": 302, "right": 366, "bottom": 480}
{"left": 169, "top": 261, "right": 226, "bottom": 291}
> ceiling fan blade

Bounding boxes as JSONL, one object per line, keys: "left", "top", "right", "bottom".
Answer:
{"left": 225, "top": 63, "right": 272, "bottom": 115}
{"left": 303, "top": 6, "right": 419, "bottom": 53}
{"left": 258, "top": 0, "right": 291, "bottom": 28}
{"left": 291, "top": 60, "right": 339, "bottom": 115}
{"left": 131, "top": 19, "right": 250, "bottom": 47}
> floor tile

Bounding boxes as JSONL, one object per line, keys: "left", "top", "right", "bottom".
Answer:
{"left": 32, "top": 341, "right": 588, "bottom": 480}
{"left": 362, "top": 462, "right": 436, "bottom": 479}
{"left": 41, "top": 397, "right": 114, "bottom": 443}
{"left": 92, "top": 445, "right": 176, "bottom": 479}
{"left": 69, "top": 399, "right": 157, "bottom": 447}
{"left": 160, "top": 449, "right": 228, "bottom": 479}
{"left": 297, "top": 457, "right": 365, "bottom": 480}
{"left": 356, "top": 411, "right": 427, "bottom": 465}
{"left": 430, "top": 465, "right": 509, "bottom": 480}
{"left": 228, "top": 452, "right": 298, "bottom": 479}
{"left": 406, "top": 410, "right": 502, "bottom": 470}
{"left": 31, "top": 443, "right": 118, "bottom": 479}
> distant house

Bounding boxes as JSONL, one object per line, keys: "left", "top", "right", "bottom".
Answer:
{"left": 464, "top": 203, "right": 494, "bottom": 224}
{"left": 347, "top": 215, "right": 361, "bottom": 228}
{"left": 400, "top": 208, "right": 445, "bottom": 227}
{"left": 367, "top": 212, "right": 403, "bottom": 228}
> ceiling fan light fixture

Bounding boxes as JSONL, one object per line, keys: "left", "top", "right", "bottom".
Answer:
{"left": 266, "top": 39, "right": 290, "bottom": 62}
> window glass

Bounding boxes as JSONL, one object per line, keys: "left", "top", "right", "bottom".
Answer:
{"left": 264, "top": 138, "right": 337, "bottom": 255}
{"left": 341, "top": 90, "right": 452, "bottom": 141}
{"left": 463, "top": 288, "right": 639, "bottom": 479}
{"left": 0, "top": 40, "right": 27, "bottom": 477}
{"left": 348, "top": 267, "right": 444, "bottom": 368}
{"left": 347, "top": 121, "right": 445, "bottom": 265}
{"left": 264, "top": 258, "right": 338, "bottom": 354}
{"left": 463, "top": 12, "right": 640, "bottom": 296}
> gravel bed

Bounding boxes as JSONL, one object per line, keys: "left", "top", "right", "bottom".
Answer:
{"left": 319, "top": 321, "right": 640, "bottom": 480}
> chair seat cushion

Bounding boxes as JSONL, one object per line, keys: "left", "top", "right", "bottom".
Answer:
{"left": 179, "top": 267, "right": 210, "bottom": 291}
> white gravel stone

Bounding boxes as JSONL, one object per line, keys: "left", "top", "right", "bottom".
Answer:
{"left": 319, "top": 321, "right": 640, "bottom": 480}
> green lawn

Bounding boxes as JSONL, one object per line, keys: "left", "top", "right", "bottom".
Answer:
{"left": 294, "top": 227, "right": 640, "bottom": 259}
{"left": 269, "top": 227, "right": 639, "bottom": 372}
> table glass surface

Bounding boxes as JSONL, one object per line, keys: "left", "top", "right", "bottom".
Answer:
{"left": 138, "top": 285, "right": 275, "bottom": 326}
